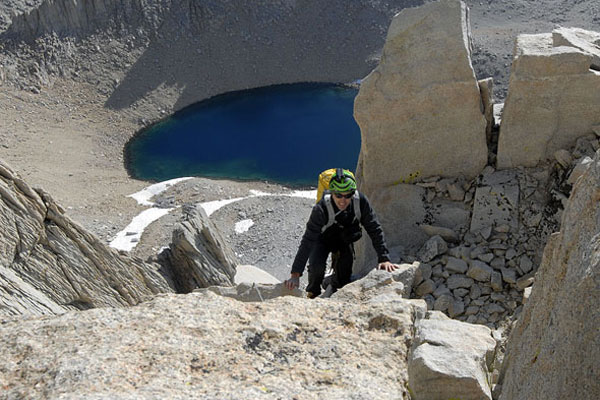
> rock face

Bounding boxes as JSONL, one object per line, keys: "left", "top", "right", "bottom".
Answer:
{"left": 497, "top": 30, "right": 600, "bottom": 169}
{"left": 553, "top": 27, "right": 600, "bottom": 70}
{"left": 498, "top": 150, "right": 600, "bottom": 400}
{"left": 0, "top": 0, "right": 424, "bottom": 113}
{"left": 354, "top": 0, "right": 488, "bottom": 194}
{"left": 0, "top": 159, "right": 173, "bottom": 318}
{"left": 162, "top": 205, "right": 237, "bottom": 292}
{"left": 353, "top": 183, "right": 428, "bottom": 275}
{"left": 0, "top": 272, "right": 428, "bottom": 399}
{"left": 3, "top": 0, "right": 164, "bottom": 41}
{"left": 409, "top": 316, "right": 497, "bottom": 400}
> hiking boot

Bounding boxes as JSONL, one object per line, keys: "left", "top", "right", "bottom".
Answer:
{"left": 306, "top": 291, "right": 319, "bottom": 299}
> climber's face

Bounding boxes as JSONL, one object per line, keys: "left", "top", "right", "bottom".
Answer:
{"left": 332, "top": 191, "right": 353, "bottom": 211}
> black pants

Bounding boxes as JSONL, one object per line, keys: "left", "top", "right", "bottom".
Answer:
{"left": 306, "top": 240, "right": 353, "bottom": 296}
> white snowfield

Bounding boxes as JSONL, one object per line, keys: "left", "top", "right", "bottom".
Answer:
{"left": 128, "top": 177, "right": 193, "bottom": 206}
{"left": 110, "top": 179, "right": 315, "bottom": 252}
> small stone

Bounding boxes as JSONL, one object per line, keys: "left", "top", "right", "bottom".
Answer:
{"left": 517, "top": 275, "right": 535, "bottom": 290}
{"left": 448, "top": 300, "right": 465, "bottom": 317}
{"left": 480, "top": 286, "right": 492, "bottom": 295}
{"left": 464, "top": 232, "right": 478, "bottom": 245}
{"left": 486, "top": 303, "right": 505, "bottom": 314}
{"left": 447, "top": 183, "right": 465, "bottom": 201}
{"left": 432, "top": 265, "right": 444, "bottom": 278}
{"left": 465, "top": 305, "right": 479, "bottom": 316}
{"left": 435, "top": 179, "right": 449, "bottom": 193}
{"left": 413, "top": 262, "right": 432, "bottom": 286}
{"left": 477, "top": 253, "right": 495, "bottom": 263}
{"left": 420, "top": 263, "right": 433, "bottom": 281}
{"left": 453, "top": 288, "right": 470, "bottom": 298}
{"left": 495, "top": 224, "right": 511, "bottom": 233}
{"left": 479, "top": 226, "right": 493, "bottom": 240}
{"left": 433, "top": 294, "right": 453, "bottom": 312}
{"left": 519, "top": 255, "right": 533, "bottom": 274}
{"left": 433, "top": 285, "right": 451, "bottom": 298}
{"left": 445, "top": 257, "right": 468, "bottom": 274}
{"left": 470, "top": 284, "right": 482, "bottom": 300}
{"left": 554, "top": 149, "right": 573, "bottom": 169}
{"left": 420, "top": 224, "right": 460, "bottom": 243}
{"left": 501, "top": 267, "right": 517, "bottom": 284}
{"left": 471, "top": 298, "right": 485, "bottom": 307}
{"left": 469, "top": 246, "right": 487, "bottom": 259}
{"left": 490, "top": 257, "right": 506, "bottom": 270}
{"left": 505, "top": 248, "right": 518, "bottom": 260}
{"left": 447, "top": 245, "right": 471, "bottom": 259}
{"left": 490, "top": 292, "right": 506, "bottom": 302}
{"left": 417, "top": 235, "right": 448, "bottom": 262}
{"left": 522, "top": 287, "right": 533, "bottom": 303}
{"left": 447, "top": 274, "right": 474, "bottom": 289}
{"left": 491, "top": 271, "right": 503, "bottom": 291}
{"left": 415, "top": 279, "right": 436, "bottom": 296}
{"left": 466, "top": 315, "right": 478, "bottom": 324}
{"left": 489, "top": 242, "right": 508, "bottom": 250}
{"left": 467, "top": 260, "right": 493, "bottom": 282}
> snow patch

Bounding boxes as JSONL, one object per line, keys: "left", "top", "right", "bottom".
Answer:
{"left": 110, "top": 207, "right": 173, "bottom": 251}
{"left": 112, "top": 177, "right": 317, "bottom": 252}
{"left": 200, "top": 197, "right": 248, "bottom": 217}
{"left": 235, "top": 219, "right": 254, "bottom": 234}
{"left": 129, "top": 177, "right": 193, "bottom": 206}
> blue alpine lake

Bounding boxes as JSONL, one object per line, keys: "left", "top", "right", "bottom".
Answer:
{"left": 124, "top": 83, "right": 361, "bottom": 186}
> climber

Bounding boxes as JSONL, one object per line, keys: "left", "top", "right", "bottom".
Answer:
{"left": 284, "top": 168, "right": 398, "bottom": 297}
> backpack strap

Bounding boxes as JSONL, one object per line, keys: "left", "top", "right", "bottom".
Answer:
{"left": 321, "top": 192, "right": 362, "bottom": 233}
{"left": 322, "top": 194, "right": 337, "bottom": 233}
{"left": 353, "top": 191, "right": 361, "bottom": 223}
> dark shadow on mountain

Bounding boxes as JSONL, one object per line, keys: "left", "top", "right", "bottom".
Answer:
{"left": 105, "top": 0, "right": 425, "bottom": 113}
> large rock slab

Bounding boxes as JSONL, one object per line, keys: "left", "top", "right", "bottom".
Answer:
{"left": 0, "top": 287, "right": 425, "bottom": 399}
{"left": 409, "top": 318, "right": 496, "bottom": 400}
{"left": 553, "top": 27, "right": 600, "bottom": 70}
{"left": 499, "top": 150, "right": 600, "bottom": 400}
{"left": 333, "top": 264, "right": 420, "bottom": 302}
{"left": 163, "top": 205, "right": 238, "bottom": 292}
{"left": 355, "top": 0, "right": 487, "bottom": 194}
{"left": 0, "top": 159, "right": 173, "bottom": 318}
{"left": 497, "top": 32, "right": 600, "bottom": 169}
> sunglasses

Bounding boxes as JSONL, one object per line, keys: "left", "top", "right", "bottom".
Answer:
{"left": 333, "top": 191, "right": 355, "bottom": 199}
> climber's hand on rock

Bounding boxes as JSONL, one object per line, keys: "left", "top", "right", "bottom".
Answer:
{"left": 378, "top": 261, "right": 398, "bottom": 272}
{"left": 284, "top": 273, "right": 300, "bottom": 290}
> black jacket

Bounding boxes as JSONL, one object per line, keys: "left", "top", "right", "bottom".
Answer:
{"left": 291, "top": 191, "right": 390, "bottom": 275}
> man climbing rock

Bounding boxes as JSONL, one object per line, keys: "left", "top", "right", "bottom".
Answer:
{"left": 284, "top": 168, "right": 398, "bottom": 297}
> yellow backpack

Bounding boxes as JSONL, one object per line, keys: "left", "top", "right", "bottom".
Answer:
{"left": 316, "top": 168, "right": 357, "bottom": 203}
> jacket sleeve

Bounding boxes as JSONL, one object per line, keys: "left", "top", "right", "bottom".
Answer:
{"left": 291, "top": 202, "right": 327, "bottom": 275}
{"left": 359, "top": 192, "right": 391, "bottom": 263}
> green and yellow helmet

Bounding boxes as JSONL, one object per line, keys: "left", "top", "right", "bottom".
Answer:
{"left": 329, "top": 168, "right": 357, "bottom": 193}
